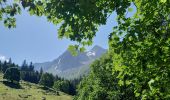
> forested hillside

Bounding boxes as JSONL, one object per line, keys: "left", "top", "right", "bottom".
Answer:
{"left": 0, "top": 73, "right": 72, "bottom": 100}
{"left": 0, "top": 59, "right": 81, "bottom": 97}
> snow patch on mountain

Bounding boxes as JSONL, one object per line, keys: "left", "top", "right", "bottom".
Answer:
{"left": 55, "top": 59, "right": 61, "bottom": 70}
{"left": 86, "top": 51, "right": 96, "bottom": 57}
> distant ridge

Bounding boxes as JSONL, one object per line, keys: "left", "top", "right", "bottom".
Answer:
{"left": 34, "top": 45, "right": 107, "bottom": 79}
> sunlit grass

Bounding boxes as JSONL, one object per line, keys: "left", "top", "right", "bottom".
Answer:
{"left": 0, "top": 73, "right": 72, "bottom": 100}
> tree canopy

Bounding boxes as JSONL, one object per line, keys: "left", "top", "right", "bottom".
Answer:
{"left": 39, "top": 72, "right": 54, "bottom": 87}
{"left": 3, "top": 67, "right": 20, "bottom": 83}
{"left": 1, "top": 0, "right": 169, "bottom": 49}
{"left": 75, "top": 53, "right": 136, "bottom": 100}
{"left": 1, "top": 0, "right": 132, "bottom": 49}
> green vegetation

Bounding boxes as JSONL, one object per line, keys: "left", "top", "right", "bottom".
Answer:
{"left": 0, "top": 73, "right": 72, "bottom": 100}
{"left": 1, "top": 0, "right": 170, "bottom": 99}
{"left": 53, "top": 80, "right": 76, "bottom": 95}
{"left": 3, "top": 67, "right": 20, "bottom": 84}
{"left": 75, "top": 53, "right": 136, "bottom": 100}
{"left": 0, "top": 59, "right": 80, "bottom": 97}
{"left": 39, "top": 72, "right": 54, "bottom": 88}
{"left": 0, "top": 60, "right": 21, "bottom": 84}
{"left": 20, "top": 60, "right": 40, "bottom": 84}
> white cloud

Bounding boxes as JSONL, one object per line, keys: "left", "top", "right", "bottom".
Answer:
{"left": 0, "top": 55, "right": 9, "bottom": 62}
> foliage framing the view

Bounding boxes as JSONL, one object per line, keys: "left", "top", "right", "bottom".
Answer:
{"left": 1, "top": 0, "right": 170, "bottom": 99}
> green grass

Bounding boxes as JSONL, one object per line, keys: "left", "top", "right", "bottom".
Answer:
{"left": 0, "top": 73, "right": 72, "bottom": 100}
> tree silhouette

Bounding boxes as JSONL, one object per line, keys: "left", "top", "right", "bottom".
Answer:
{"left": 3, "top": 67, "right": 20, "bottom": 84}
{"left": 39, "top": 73, "right": 54, "bottom": 88}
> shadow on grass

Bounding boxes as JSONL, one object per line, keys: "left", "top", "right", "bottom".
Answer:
{"left": 3, "top": 81, "right": 22, "bottom": 89}
{"left": 38, "top": 86, "right": 60, "bottom": 95}
{"left": 40, "top": 86, "right": 56, "bottom": 92}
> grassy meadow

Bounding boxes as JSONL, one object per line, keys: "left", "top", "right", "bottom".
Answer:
{"left": 0, "top": 73, "right": 72, "bottom": 100}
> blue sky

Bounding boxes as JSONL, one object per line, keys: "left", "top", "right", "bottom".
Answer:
{"left": 0, "top": 9, "right": 117, "bottom": 65}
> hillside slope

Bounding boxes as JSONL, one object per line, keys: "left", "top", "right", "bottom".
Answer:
{"left": 0, "top": 74, "right": 72, "bottom": 100}
{"left": 34, "top": 45, "right": 107, "bottom": 79}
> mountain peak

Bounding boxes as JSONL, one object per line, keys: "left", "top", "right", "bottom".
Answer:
{"left": 34, "top": 45, "right": 107, "bottom": 79}
{"left": 91, "top": 45, "right": 105, "bottom": 51}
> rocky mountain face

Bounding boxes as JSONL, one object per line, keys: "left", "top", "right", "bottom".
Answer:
{"left": 34, "top": 45, "right": 107, "bottom": 79}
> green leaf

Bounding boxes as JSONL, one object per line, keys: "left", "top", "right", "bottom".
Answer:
{"left": 135, "top": 92, "right": 140, "bottom": 97}
{"left": 80, "top": 47, "right": 86, "bottom": 52}
{"left": 125, "top": 80, "right": 131, "bottom": 85}
{"left": 148, "top": 79, "right": 155, "bottom": 90}
{"left": 128, "top": 8, "right": 133, "bottom": 12}
{"left": 160, "top": 0, "right": 167, "bottom": 3}
{"left": 118, "top": 80, "right": 124, "bottom": 86}
{"left": 68, "top": 45, "right": 78, "bottom": 56}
